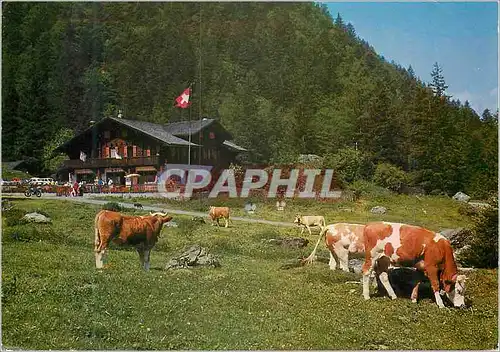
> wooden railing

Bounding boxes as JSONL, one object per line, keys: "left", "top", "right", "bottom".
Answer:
{"left": 62, "top": 156, "right": 159, "bottom": 169}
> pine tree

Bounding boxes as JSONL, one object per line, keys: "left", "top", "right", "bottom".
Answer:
{"left": 429, "top": 62, "right": 448, "bottom": 97}
{"left": 334, "top": 12, "right": 344, "bottom": 28}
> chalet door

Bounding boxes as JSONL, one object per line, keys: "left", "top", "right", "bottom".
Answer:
{"left": 128, "top": 146, "right": 133, "bottom": 158}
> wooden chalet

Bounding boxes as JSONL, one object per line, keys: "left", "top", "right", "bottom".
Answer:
{"left": 56, "top": 117, "right": 247, "bottom": 185}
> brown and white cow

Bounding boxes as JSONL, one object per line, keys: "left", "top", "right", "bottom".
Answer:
{"left": 293, "top": 215, "right": 326, "bottom": 235}
{"left": 361, "top": 222, "right": 466, "bottom": 308}
{"left": 94, "top": 210, "right": 173, "bottom": 270}
{"left": 208, "top": 206, "right": 230, "bottom": 228}
{"left": 303, "top": 223, "right": 365, "bottom": 272}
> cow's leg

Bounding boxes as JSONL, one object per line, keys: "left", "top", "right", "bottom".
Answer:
{"left": 95, "top": 249, "right": 106, "bottom": 269}
{"left": 334, "top": 243, "right": 349, "bottom": 272}
{"left": 328, "top": 251, "right": 337, "bottom": 270}
{"left": 143, "top": 248, "right": 151, "bottom": 271}
{"left": 362, "top": 252, "right": 379, "bottom": 300}
{"left": 307, "top": 225, "right": 312, "bottom": 236}
{"left": 378, "top": 271, "right": 397, "bottom": 300}
{"left": 300, "top": 226, "right": 304, "bottom": 235}
{"left": 411, "top": 282, "right": 421, "bottom": 303}
{"left": 225, "top": 217, "right": 229, "bottom": 228}
{"left": 425, "top": 266, "right": 445, "bottom": 308}
{"left": 136, "top": 246, "right": 146, "bottom": 269}
{"left": 95, "top": 235, "right": 110, "bottom": 269}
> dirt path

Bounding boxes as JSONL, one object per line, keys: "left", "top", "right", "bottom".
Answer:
{"left": 4, "top": 194, "right": 297, "bottom": 228}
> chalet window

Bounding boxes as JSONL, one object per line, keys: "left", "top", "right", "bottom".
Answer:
{"left": 209, "top": 132, "right": 215, "bottom": 139}
{"left": 104, "top": 131, "right": 110, "bottom": 139}
{"left": 122, "top": 129, "right": 127, "bottom": 137}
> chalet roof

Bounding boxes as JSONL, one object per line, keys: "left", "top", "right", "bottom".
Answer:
{"left": 3, "top": 160, "right": 26, "bottom": 170}
{"left": 110, "top": 117, "right": 198, "bottom": 146}
{"left": 163, "top": 118, "right": 215, "bottom": 136}
{"left": 223, "top": 140, "right": 248, "bottom": 152}
{"left": 56, "top": 116, "right": 248, "bottom": 152}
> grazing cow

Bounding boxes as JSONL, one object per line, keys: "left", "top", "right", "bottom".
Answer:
{"left": 293, "top": 215, "right": 326, "bottom": 235}
{"left": 94, "top": 210, "right": 173, "bottom": 270}
{"left": 134, "top": 203, "right": 144, "bottom": 209}
{"left": 303, "top": 223, "right": 365, "bottom": 272}
{"left": 361, "top": 222, "right": 466, "bottom": 308}
{"left": 208, "top": 206, "right": 230, "bottom": 227}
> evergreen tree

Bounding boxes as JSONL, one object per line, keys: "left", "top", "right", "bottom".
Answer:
{"left": 429, "top": 62, "right": 448, "bottom": 97}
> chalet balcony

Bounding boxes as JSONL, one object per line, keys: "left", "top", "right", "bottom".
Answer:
{"left": 62, "top": 156, "right": 159, "bottom": 169}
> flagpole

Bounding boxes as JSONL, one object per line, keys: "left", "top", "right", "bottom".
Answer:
{"left": 198, "top": 2, "right": 202, "bottom": 165}
{"left": 188, "top": 90, "right": 191, "bottom": 166}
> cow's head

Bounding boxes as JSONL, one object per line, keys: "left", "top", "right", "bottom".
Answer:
{"left": 293, "top": 214, "right": 302, "bottom": 224}
{"left": 443, "top": 274, "right": 467, "bottom": 308}
{"left": 150, "top": 211, "right": 173, "bottom": 225}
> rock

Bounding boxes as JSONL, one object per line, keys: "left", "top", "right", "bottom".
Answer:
{"left": 370, "top": 206, "right": 387, "bottom": 215}
{"left": 267, "top": 237, "right": 309, "bottom": 249}
{"left": 440, "top": 228, "right": 473, "bottom": 250}
{"left": 191, "top": 216, "right": 206, "bottom": 224}
{"left": 440, "top": 228, "right": 465, "bottom": 240}
{"left": 452, "top": 192, "right": 471, "bottom": 202}
{"left": 244, "top": 202, "right": 257, "bottom": 214}
{"left": 165, "top": 245, "right": 220, "bottom": 270}
{"left": 22, "top": 212, "right": 51, "bottom": 223}
{"left": 348, "top": 259, "right": 364, "bottom": 274}
{"left": 163, "top": 221, "right": 178, "bottom": 228}
{"left": 468, "top": 202, "right": 492, "bottom": 210}
{"left": 276, "top": 200, "right": 286, "bottom": 211}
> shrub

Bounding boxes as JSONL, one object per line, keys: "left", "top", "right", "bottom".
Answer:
{"left": 102, "top": 202, "right": 123, "bottom": 212}
{"left": 3, "top": 225, "right": 58, "bottom": 243}
{"left": 347, "top": 180, "right": 393, "bottom": 201}
{"left": 3, "top": 208, "right": 26, "bottom": 227}
{"left": 458, "top": 197, "right": 498, "bottom": 268}
{"left": 323, "top": 148, "right": 374, "bottom": 184}
{"left": 373, "top": 163, "right": 409, "bottom": 193}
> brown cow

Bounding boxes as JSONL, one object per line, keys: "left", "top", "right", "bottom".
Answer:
{"left": 361, "top": 222, "right": 466, "bottom": 308}
{"left": 303, "top": 223, "right": 365, "bottom": 271}
{"left": 94, "top": 210, "right": 173, "bottom": 270}
{"left": 208, "top": 206, "right": 230, "bottom": 227}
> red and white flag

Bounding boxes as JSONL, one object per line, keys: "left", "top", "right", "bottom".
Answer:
{"left": 175, "top": 87, "right": 191, "bottom": 109}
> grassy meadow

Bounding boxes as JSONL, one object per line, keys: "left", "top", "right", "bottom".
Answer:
{"left": 1, "top": 196, "right": 498, "bottom": 350}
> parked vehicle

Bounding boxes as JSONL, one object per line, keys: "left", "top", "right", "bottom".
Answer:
{"left": 24, "top": 185, "right": 42, "bottom": 197}
{"left": 28, "top": 177, "right": 55, "bottom": 185}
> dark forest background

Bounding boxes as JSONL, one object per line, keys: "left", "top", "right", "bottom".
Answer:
{"left": 2, "top": 2, "right": 497, "bottom": 197}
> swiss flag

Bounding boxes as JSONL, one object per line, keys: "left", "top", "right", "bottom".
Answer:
{"left": 175, "top": 87, "right": 191, "bottom": 109}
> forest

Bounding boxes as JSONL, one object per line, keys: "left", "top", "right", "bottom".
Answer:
{"left": 2, "top": 2, "right": 497, "bottom": 198}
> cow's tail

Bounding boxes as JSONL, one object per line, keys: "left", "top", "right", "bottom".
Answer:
{"left": 302, "top": 225, "right": 329, "bottom": 264}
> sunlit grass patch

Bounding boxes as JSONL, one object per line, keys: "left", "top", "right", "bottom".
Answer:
{"left": 2, "top": 198, "right": 497, "bottom": 350}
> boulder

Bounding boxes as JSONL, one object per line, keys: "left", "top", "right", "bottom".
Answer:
{"left": 440, "top": 228, "right": 473, "bottom": 250}
{"left": 22, "top": 212, "right": 51, "bottom": 223}
{"left": 163, "top": 221, "right": 178, "bottom": 228}
{"left": 266, "top": 237, "right": 309, "bottom": 249}
{"left": 440, "top": 228, "right": 465, "bottom": 240}
{"left": 468, "top": 202, "right": 492, "bottom": 210}
{"left": 348, "top": 258, "right": 364, "bottom": 274}
{"left": 244, "top": 202, "right": 257, "bottom": 214}
{"left": 165, "top": 245, "right": 220, "bottom": 270}
{"left": 452, "top": 192, "right": 471, "bottom": 202}
{"left": 370, "top": 206, "right": 387, "bottom": 215}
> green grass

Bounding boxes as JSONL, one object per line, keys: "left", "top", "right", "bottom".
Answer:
{"left": 2, "top": 198, "right": 497, "bottom": 350}
{"left": 94, "top": 193, "right": 470, "bottom": 230}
